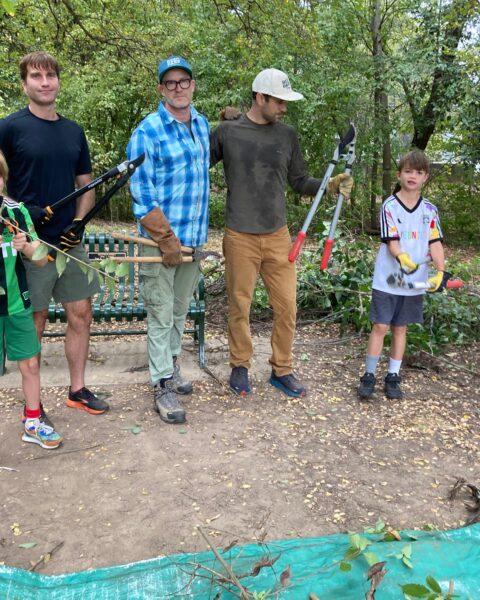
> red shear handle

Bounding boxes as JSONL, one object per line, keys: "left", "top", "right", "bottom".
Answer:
{"left": 446, "top": 279, "right": 463, "bottom": 289}
{"left": 288, "top": 231, "right": 306, "bottom": 262}
{"left": 320, "top": 239, "right": 334, "bottom": 271}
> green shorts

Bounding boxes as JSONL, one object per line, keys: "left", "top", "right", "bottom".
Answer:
{"left": 0, "top": 308, "right": 41, "bottom": 361}
{"left": 24, "top": 245, "right": 101, "bottom": 311}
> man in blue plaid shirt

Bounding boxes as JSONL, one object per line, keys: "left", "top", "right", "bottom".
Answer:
{"left": 127, "top": 56, "right": 209, "bottom": 425}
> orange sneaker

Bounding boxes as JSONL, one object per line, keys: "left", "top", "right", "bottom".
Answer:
{"left": 66, "top": 387, "right": 109, "bottom": 415}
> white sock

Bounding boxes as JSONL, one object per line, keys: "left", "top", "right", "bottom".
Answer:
{"left": 388, "top": 358, "right": 402, "bottom": 374}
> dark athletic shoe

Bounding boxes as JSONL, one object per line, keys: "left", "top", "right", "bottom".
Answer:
{"left": 154, "top": 378, "right": 186, "bottom": 424}
{"left": 229, "top": 367, "right": 251, "bottom": 396}
{"left": 21, "top": 402, "right": 55, "bottom": 429}
{"left": 358, "top": 372, "right": 376, "bottom": 400}
{"left": 66, "top": 387, "right": 109, "bottom": 414}
{"left": 384, "top": 373, "right": 403, "bottom": 400}
{"left": 173, "top": 357, "right": 193, "bottom": 395}
{"left": 269, "top": 372, "right": 306, "bottom": 398}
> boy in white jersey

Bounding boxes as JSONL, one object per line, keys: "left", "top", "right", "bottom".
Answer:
{"left": 358, "top": 149, "right": 450, "bottom": 401}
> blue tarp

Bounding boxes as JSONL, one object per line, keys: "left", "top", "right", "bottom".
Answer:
{"left": 1, "top": 525, "right": 479, "bottom": 599}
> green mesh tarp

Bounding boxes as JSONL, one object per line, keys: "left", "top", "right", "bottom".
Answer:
{"left": 1, "top": 525, "right": 479, "bottom": 599}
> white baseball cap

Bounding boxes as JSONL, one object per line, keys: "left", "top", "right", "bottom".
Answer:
{"left": 252, "top": 68, "right": 304, "bottom": 102}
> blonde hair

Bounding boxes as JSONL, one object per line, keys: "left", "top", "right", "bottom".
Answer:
{"left": 0, "top": 151, "right": 9, "bottom": 182}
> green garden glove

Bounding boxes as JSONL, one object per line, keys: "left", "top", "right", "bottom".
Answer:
{"left": 327, "top": 173, "right": 354, "bottom": 199}
{"left": 396, "top": 252, "right": 418, "bottom": 275}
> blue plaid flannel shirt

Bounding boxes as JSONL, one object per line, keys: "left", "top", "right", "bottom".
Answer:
{"left": 127, "top": 101, "right": 210, "bottom": 247}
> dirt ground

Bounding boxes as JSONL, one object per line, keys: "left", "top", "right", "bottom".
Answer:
{"left": 1, "top": 316, "right": 479, "bottom": 577}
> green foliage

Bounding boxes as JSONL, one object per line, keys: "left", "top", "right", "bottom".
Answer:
{"left": 1, "top": 0, "right": 17, "bottom": 16}
{"left": 395, "top": 544, "right": 413, "bottom": 569}
{"left": 1, "top": 0, "right": 479, "bottom": 243}
{"left": 208, "top": 190, "right": 226, "bottom": 230}
{"left": 31, "top": 243, "right": 48, "bottom": 260}
{"left": 339, "top": 533, "right": 379, "bottom": 572}
{"left": 401, "top": 574, "right": 460, "bottom": 599}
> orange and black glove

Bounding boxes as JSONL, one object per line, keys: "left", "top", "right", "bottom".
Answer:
{"left": 58, "top": 218, "right": 84, "bottom": 253}
{"left": 27, "top": 204, "right": 52, "bottom": 227}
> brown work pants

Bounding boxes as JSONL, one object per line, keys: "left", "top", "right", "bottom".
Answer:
{"left": 223, "top": 226, "right": 297, "bottom": 376}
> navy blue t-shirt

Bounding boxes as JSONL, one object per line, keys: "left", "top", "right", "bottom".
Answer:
{"left": 0, "top": 107, "right": 92, "bottom": 244}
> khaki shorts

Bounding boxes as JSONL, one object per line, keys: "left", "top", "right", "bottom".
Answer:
{"left": 0, "top": 308, "right": 41, "bottom": 362}
{"left": 24, "top": 245, "right": 101, "bottom": 311}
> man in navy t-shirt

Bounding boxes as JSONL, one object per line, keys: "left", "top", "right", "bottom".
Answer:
{"left": 0, "top": 51, "right": 109, "bottom": 420}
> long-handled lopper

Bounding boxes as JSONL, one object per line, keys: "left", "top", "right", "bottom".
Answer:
{"left": 319, "top": 127, "right": 356, "bottom": 270}
{"left": 288, "top": 123, "right": 356, "bottom": 263}
{"left": 41, "top": 155, "right": 145, "bottom": 226}
{"left": 47, "top": 154, "right": 145, "bottom": 261}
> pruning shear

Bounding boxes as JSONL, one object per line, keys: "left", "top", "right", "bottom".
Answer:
{"left": 289, "top": 123, "right": 356, "bottom": 265}
{"left": 47, "top": 154, "right": 145, "bottom": 261}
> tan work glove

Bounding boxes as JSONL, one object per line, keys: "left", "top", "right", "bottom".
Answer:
{"left": 327, "top": 173, "right": 354, "bottom": 199}
{"left": 220, "top": 106, "right": 242, "bottom": 121}
{"left": 140, "top": 207, "right": 183, "bottom": 267}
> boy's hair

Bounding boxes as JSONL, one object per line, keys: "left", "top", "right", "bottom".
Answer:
{"left": 398, "top": 149, "right": 430, "bottom": 174}
{"left": 20, "top": 52, "right": 60, "bottom": 81}
{"left": 0, "top": 151, "right": 8, "bottom": 182}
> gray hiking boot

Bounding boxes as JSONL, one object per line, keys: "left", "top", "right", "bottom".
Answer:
{"left": 173, "top": 357, "right": 193, "bottom": 395}
{"left": 153, "top": 378, "right": 186, "bottom": 424}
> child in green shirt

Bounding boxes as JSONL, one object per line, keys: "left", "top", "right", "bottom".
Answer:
{"left": 0, "top": 151, "right": 62, "bottom": 449}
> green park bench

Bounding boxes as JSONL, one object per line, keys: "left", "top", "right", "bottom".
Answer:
{"left": 0, "top": 232, "right": 206, "bottom": 376}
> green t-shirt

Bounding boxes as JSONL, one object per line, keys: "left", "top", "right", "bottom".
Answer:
{"left": 211, "top": 114, "right": 321, "bottom": 234}
{"left": 0, "top": 197, "right": 38, "bottom": 316}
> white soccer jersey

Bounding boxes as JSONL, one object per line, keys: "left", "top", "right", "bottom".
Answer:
{"left": 372, "top": 194, "right": 443, "bottom": 296}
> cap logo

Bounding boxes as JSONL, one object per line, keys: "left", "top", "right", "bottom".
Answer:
{"left": 282, "top": 78, "right": 291, "bottom": 89}
{"left": 167, "top": 57, "right": 181, "bottom": 67}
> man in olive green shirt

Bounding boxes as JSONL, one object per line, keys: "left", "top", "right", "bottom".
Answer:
{"left": 211, "top": 68, "right": 352, "bottom": 398}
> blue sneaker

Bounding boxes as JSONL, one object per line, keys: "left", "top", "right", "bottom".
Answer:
{"left": 22, "top": 420, "right": 63, "bottom": 450}
{"left": 269, "top": 372, "right": 306, "bottom": 398}
{"left": 229, "top": 367, "right": 251, "bottom": 396}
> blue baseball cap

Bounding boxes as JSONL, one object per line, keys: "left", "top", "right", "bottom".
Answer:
{"left": 158, "top": 56, "right": 193, "bottom": 82}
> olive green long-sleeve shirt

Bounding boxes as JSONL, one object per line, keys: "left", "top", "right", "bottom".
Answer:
{"left": 211, "top": 114, "right": 321, "bottom": 234}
